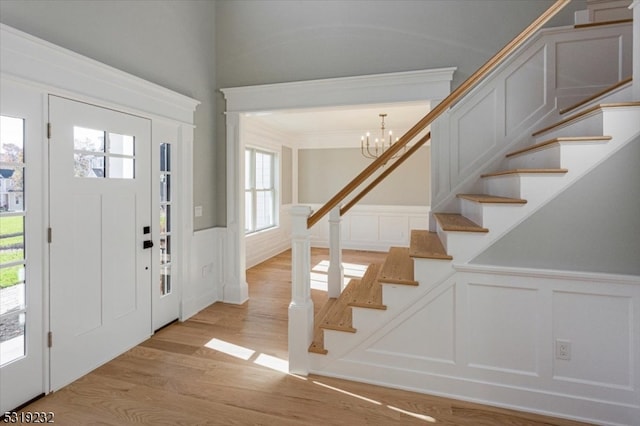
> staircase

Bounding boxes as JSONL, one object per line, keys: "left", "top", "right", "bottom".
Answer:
{"left": 309, "top": 99, "right": 640, "bottom": 358}
{"left": 290, "top": 2, "right": 640, "bottom": 424}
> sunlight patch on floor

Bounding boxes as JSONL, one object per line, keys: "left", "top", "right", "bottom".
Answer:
{"left": 310, "top": 259, "right": 370, "bottom": 291}
{"left": 312, "top": 380, "right": 382, "bottom": 405}
{"left": 387, "top": 405, "right": 437, "bottom": 422}
{"left": 204, "top": 338, "right": 255, "bottom": 360}
{"left": 203, "top": 337, "right": 437, "bottom": 422}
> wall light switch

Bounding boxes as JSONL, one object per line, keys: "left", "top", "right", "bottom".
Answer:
{"left": 195, "top": 205, "right": 203, "bottom": 217}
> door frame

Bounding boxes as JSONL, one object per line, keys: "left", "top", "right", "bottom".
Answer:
{"left": 0, "top": 23, "right": 198, "bottom": 397}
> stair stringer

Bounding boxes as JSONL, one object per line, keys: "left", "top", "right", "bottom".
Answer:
{"left": 308, "top": 267, "right": 640, "bottom": 426}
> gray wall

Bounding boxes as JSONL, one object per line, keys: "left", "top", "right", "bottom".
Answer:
{"left": 1, "top": 0, "right": 583, "bottom": 228}
{"left": 215, "top": 0, "right": 582, "bottom": 224}
{"left": 0, "top": 0, "right": 218, "bottom": 230}
{"left": 472, "top": 135, "right": 640, "bottom": 275}
{"left": 298, "top": 147, "right": 429, "bottom": 206}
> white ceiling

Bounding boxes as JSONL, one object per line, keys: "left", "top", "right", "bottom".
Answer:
{"left": 246, "top": 101, "right": 431, "bottom": 149}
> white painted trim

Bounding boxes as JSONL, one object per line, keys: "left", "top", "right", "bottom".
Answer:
{"left": 0, "top": 24, "right": 199, "bottom": 124}
{"left": 456, "top": 263, "right": 640, "bottom": 285}
{"left": 222, "top": 68, "right": 455, "bottom": 112}
{"left": 221, "top": 69, "right": 454, "bottom": 305}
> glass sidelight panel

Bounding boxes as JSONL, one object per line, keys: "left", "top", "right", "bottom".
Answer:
{"left": 0, "top": 115, "right": 26, "bottom": 365}
{"left": 159, "top": 143, "right": 172, "bottom": 296}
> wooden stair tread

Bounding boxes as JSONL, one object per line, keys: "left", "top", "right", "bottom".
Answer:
{"left": 409, "top": 230, "right": 452, "bottom": 260}
{"left": 481, "top": 168, "right": 568, "bottom": 178}
{"left": 456, "top": 194, "right": 527, "bottom": 204}
{"left": 434, "top": 213, "right": 488, "bottom": 233}
{"left": 347, "top": 263, "right": 387, "bottom": 310}
{"left": 559, "top": 77, "right": 632, "bottom": 115}
{"left": 309, "top": 298, "right": 337, "bottom": 354}
{"left": 505, "top": 136, "right": 612, "bottom": 158}
{"left": 379, "top": 247, "right": 418, "bottom": 286}
{"left": 318, "top": 279, "right": 358, "bottom": 333}
{"left": 533, "top": 102, "right": 640, "bottom": 137}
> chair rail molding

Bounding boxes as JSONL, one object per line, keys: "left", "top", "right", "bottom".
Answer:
{"left": 220, "top": 68, "right": 455, "bottom": 305}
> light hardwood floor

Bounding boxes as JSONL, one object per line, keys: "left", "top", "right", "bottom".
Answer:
{"left": 18, "top": 248, "right": 590, "bottom": 425}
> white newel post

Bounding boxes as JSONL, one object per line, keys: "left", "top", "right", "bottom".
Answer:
{"left": 327, "top": 206, "right": 344, "bottom": 298}
{"left": 288, "top": 205, "right": 314, "bottom": 375}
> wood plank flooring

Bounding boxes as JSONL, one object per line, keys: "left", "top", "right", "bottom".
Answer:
{"left": 17, "top": 248, "right": 590, "bottom": 425}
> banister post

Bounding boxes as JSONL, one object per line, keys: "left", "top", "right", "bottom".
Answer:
{"left": 288, "top": 205, "right": 314, "bottom": 375}
{"left": 328, "top": 206, "right": 344, "bottom": 298}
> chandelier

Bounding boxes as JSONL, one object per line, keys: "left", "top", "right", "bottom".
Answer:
{"left": 360, "top": 113, "right": 405, "bottom": 160}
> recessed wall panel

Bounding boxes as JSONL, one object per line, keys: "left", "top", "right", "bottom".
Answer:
{"left": 505, "top": 47, "right": 546, "bottom": 131}
{"left": 369, "top": 286, "right": 455, "bottom": 363}
{"left": 467, "top": 283, "right": 538, "bottom": 375}
{"left": 456, "top": 90, "right": 497, "bottom": 177}
{"left": 553, "top": 291, "right": 632, "bottom": 387}
{"left": 72, "top": 194, "right": 102, "bottom": 335}
{"left": 556, "top": 37, "right": 621, "bottom": 89}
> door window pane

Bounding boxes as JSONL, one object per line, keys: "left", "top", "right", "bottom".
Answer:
{"left": 108, "top": 157, "right": 135, "bottom": 179}
{"left": 0, "top": 115, "right": 26, "bottom": 366}
{"left": 73, "top": 127, "right": 136, "bottom": 179}
{"left": 108, "top": 132, "right": 135, "bottom": 156}
{"left": 73, "top": 126, "right": 105, "bottom": 152}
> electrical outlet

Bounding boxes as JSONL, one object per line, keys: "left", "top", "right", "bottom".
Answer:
{"left": 556, "top": 339, "right": 571, "bottom": 360}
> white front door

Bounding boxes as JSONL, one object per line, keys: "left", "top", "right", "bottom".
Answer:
{"left": 48, "top": 96, "right": 152, "bottom": 390}
{"left": 0, "top": 82, "right": 45, "bottom": 412}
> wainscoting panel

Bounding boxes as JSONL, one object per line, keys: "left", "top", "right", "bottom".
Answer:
{"left": 308, "top": 204, "right": 430, "bottom": 252}
{"left": 430, "top": 21, "right": 632, "bottom": 214}
{"left": 505, "top": 46, "right": 547, "bottom": 133}
{"left": 310, "top": 266, "right": 640, "bottom": 425}
{"left": 368, "top": 284, "right": 456, "bottom": 364}
{"left": 552, "top": 290, "right": 632, "bottom": 388}
{"left": 466, "top": 283, "right": 539, "bottom": 376}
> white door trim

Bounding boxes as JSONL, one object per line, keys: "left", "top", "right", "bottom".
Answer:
{"left": 0, "top": 23, "right": 198, "bottom": 398}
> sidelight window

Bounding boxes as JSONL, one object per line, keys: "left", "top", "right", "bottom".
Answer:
{"left": 0, "top": 115, "right": 26, "bottom": 366}
{"left": 159, "top": 143, "right": 172, "bottom": 296}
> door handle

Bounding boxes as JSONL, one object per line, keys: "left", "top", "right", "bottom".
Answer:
{"left": 143, "top": 240, "right": 154, "bottom": 249}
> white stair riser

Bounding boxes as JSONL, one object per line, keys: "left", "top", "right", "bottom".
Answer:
{"left": 484, "top": 174, "right": 565, "bottom": 201}
{"left": 603, "top": 108, "right": 640, "bottom": 140}
{"left": 533, "top": 112, "right": 604, "bottom": 142}
{"left": 414, "top": 259, "right": 453, "bottom": 287}
{"left": 460, "top": 199, "right": 525, "bottom": 230}
{"left": 508, "top": 140, "right": 611, "bottom": 170}
{"left": 351, "top": 307, "right": 391, "bottom": 334}
{"left": 507, "top": 145, "right": 562, "bottom": 169}
{"left": 436, "top": 229, "right": 488, "bottom": 261}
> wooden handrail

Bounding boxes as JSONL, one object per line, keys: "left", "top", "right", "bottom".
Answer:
{"left": 306, "top": 0, "right": 571, "bottom": 229}
{"left": 340, "top": 132, "right": 431, "bottom": 216}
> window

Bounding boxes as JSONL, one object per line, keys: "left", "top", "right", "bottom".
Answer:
{"left": 159, "top": 143, "right": 172, "bottom": 296}
{"left": 0, "top": 115, "right": 27, "bottom": 365}
{"left": 245, "top": 148, "right": 277, "bottom": 234}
